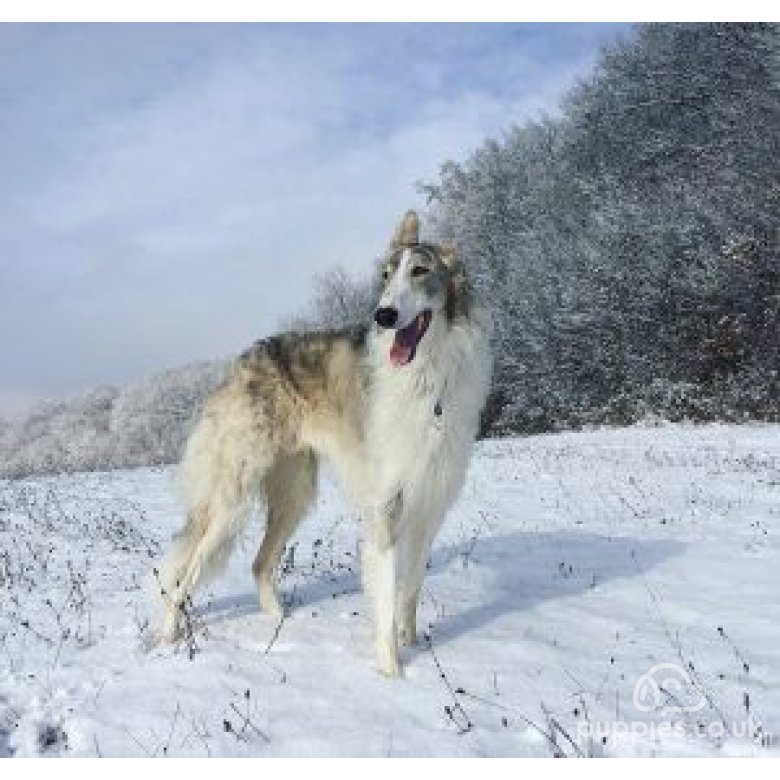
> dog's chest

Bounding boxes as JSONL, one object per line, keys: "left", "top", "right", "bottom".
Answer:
{"left": 368, "top": 354, "right": 481, "bottom": 510}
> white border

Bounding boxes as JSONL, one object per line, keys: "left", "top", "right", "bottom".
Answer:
{"left": 3, "top": 756, "right": 780, "bottom": 774}
{"left": 0, "top": 3, "right": 776, "bottom": 770}
{"left": 0, "top": 1, "right": 776, "bottom": 23}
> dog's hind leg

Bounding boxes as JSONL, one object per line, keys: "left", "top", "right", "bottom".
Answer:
{"left": 158, "top": 390, "right": 273, "bottom": 643}
{"left": 158, "top": 506, "right": 210, "bottom": 642}
{"left": 159, "top": 480, "right": 257, "bottom": 642}
{"left": 252, "top": 449, "right": 317, "bottom": 617}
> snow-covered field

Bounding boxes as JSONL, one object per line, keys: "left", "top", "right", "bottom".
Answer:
{"left": 1, "top": 423, "right": 778, "bottom": 757}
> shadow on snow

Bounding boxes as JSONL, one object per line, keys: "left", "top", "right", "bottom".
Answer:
{"left": 196, "top": 529, "right": 684, "bottom": 649}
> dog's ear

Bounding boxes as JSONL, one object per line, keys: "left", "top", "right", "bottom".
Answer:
{"left": 392, "top": 210, "right": 420, "bottom": 248}
{"left": 439, "top": 244, "right": 459, "bottom": 268}
{"left": 441, "top": 244, "right": 468, "bottom": 320}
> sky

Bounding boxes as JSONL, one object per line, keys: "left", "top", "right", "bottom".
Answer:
{"left": 0, "top": 23, "right": 630, "bottom": 416}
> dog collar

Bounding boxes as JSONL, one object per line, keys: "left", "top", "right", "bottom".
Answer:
{"left": 434, "top": 377, "right": 448, "bottom": 419}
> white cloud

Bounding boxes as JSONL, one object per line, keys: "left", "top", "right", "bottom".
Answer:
{"left": 0, "top": 23, "right": 628, "bottom": 415}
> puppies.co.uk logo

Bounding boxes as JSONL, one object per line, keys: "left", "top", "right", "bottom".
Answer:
{"left": 632, "top": 662, "right": 706, "bottom": 714}
{"left": 576, "top": 662, "right": 772, "bottom": 750}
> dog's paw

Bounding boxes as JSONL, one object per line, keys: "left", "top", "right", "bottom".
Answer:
{"left": 153, "top": 612, "right": 182, "bottom": 648}
{"left": 144, "top": 627, "right": 175, "bottom": 652}
{"left": 256, "top": 585, "right": 284, "bottom": 619}
{"left": 377, "top": 646, "right": 403, "bottom": 678}
{"left": 378, "top": 660, "right": 403, "bottom": 678}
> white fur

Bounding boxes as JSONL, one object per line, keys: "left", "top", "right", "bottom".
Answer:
{"left": 378, "top": 248, "right": 436, "bottom": 328}
{"left": 157, "top": 237, "right": 491, "bottom": 678}
{"left": 357, "top": 305, "right": 492, "bottom": 674}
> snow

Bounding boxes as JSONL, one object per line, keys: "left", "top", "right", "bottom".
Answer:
{"left": 1, "top": 423, "right": 778, "bottom": 757}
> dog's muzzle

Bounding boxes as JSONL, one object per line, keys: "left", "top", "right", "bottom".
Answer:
{"left": 374, "top": 307, "right": 398, "bottom": 328}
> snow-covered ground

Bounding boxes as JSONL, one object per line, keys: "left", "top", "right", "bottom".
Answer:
{"left": 1, "top": 423, "right": 778, "bottom": 757}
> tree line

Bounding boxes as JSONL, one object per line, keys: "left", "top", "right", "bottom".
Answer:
{"left": 1, "top": 23, "right": 777, "bottom": 477}
{"left": 312, "top": 23, "right": 779, "bottom": 434}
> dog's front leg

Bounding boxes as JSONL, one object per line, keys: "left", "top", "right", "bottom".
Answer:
{"left": 373, "top": 539, "right": 400, "bottom": 677}
{"left": 366, "top": 493, "right": 403, "bottom": 677}
{"left": 396, "top": 520, "right": 434, "bottom": 648}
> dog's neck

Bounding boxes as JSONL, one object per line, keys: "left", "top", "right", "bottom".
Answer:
{"left": 367, "top": 307, "right": 488, "bottom": 411}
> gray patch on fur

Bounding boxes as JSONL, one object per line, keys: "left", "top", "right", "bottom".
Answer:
{"left": 238, "top": 326, "right": 369, "bottom": 392}
{"left": 376, "top": 488, "right": 404, "bottom": 550}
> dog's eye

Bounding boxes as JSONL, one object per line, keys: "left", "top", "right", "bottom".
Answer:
{"left": 381, "top": 267, "right": 392, "bottom": 280}
{"left": 411, "top": 266, "right": 429, "bottom": 277}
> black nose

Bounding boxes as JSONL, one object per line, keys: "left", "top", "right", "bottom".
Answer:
{"left": 374, "top": 306, "right": 398, "bottom": 328}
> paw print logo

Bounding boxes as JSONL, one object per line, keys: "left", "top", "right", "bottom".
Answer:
{"left": 633, "top": 663, "right": 707, "bottom": 714}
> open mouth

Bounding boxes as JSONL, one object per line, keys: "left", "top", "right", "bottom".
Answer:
{"left": 389, "top": 310, "right": 432, "bottom": 367}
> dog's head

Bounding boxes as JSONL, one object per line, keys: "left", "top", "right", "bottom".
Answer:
{"left": 373, "top": 210, "right": 468, "bottom": 367}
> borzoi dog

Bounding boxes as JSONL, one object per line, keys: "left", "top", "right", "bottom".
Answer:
{"left": 158, "top": 210, "right": 491, "bottom": 676}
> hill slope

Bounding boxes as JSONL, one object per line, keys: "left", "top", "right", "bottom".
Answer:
{"left": 1, "top": 424, "right": 778, "bottom": 756}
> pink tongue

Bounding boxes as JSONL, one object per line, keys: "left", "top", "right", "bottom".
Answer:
{"left": 390, "top": 341, "right": 413, "bottom": 366}
{"left": 389, "top": 318, "right": 419, "bottom": 366}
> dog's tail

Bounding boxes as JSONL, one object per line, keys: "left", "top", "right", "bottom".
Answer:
{"left": 157, "top": 385, "right": 274, "bottom": 639}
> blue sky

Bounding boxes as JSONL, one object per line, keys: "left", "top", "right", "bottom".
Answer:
{"left": 0, "top": 23, "right": 630, "bottom": 415}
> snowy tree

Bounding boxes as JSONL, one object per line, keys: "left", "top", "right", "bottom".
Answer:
{"left": 423, "top": 22, "right": 779, "bottom": 432}
{"left": 109, "top": 362, "right": 227, "bottom": 467}
{"left": 1, "top": 23, "right": 777, "bottom": 477}
{"left": 0, "top": 364, "right": 226, "bottom": 478}
{"left": 288, "top": 266, "right": 375, "bottom": 332}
